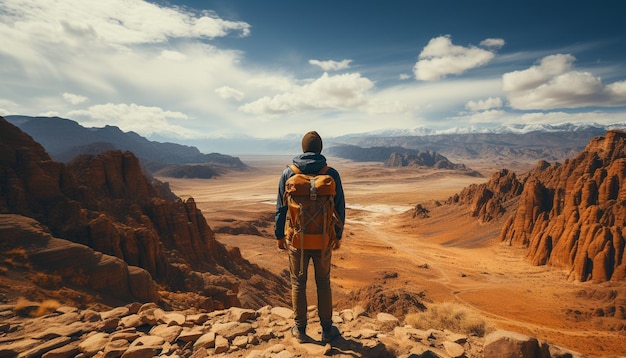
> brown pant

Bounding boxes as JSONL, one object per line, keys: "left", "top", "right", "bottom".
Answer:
{"left": 288, "top": 247, "right": 333, "bottom": 330}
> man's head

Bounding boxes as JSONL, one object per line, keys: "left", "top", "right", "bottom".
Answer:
{"left": 301, "top": 131, "right": 323, "bottom": 153}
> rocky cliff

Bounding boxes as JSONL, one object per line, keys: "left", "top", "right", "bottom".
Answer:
{"left": 0, "top": 117, "right": 288, "bottom": 308}
{"left": 446, "top": 169, "right": 524, "bottom": 223}
{"left": 499, "top": 130, "right": 625, "bottom": 282}
{"left": 384, "top": 150, "right": 469, "bottom": 171}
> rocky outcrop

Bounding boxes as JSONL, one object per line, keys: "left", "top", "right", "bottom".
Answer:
{"left": 0, "top": 301, "right": 585, "bottom": 358}
{"left": 384, "top": 150, "right": 467, "bottom": 170}
{"left": 0, "top": 215, "right": 159, "bottom": 302}
{"left": 0, "top": 117, "right": 289, "bottom": 308}
{"left": 500, "top": 130, "right": 626, "bottom": 282}
{"left": 483, "top": 330, "right": 584, "bottom": 358}
{"left": 446, "top": 169, "right": 524, "bottom": 222}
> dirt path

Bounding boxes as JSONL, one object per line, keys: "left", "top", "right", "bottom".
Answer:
{"left": 161, "top": 156, "right": 626, "bottom": 357}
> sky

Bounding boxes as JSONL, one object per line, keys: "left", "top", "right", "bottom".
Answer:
{"left": 1, "top": 0, "right": 625, "bottom": 145}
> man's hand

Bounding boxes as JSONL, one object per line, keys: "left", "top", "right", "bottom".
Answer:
{"left": 330, "top": 238, "right": 341, "bottom": 250}
{"left": 277, "top": 238, "right": 288, "bottom": 250}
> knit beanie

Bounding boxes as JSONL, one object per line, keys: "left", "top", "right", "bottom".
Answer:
{"left": 301, "top": 131, "right": 323, "bottom": 153}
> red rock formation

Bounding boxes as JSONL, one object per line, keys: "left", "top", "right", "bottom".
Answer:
{"left": 0, "top": 117, "right": 289, "bottom": 308}
{"left": 446, "top": 169, "right": 524, "bottom": 222}
{"left": 500, "top": 130, "right": 626, "bottom": 282}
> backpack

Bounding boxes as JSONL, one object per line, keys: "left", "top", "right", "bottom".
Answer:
{"left": 284, "top": 164, "right": 337, "bottom": 250}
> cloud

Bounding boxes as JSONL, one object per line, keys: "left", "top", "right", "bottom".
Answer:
{"left": 63, "top": 92, "right": 88, "bottom": 105}
{"left": 465, "top": 97, "right": 503, "bottom": 112}
{"left": 0, "top": 99, "right": 19, "bottom": 115}
{"left": 480, "top": 38, "right": 505, "bottom": 48}
{"left": 309, "top": 59, "right": 352, "bottom": 71}
{"left": 516, "top": 111, "right": 626, "bottom": 126}
{"left": 413, "top": 35, "right": 503, "bottom": 81}
{"left": 503, "top": 54, "right": 626, "bottom": 109}
{"left": 0, "top": 0, "right": 250, "bottom": 47}
{"left": 465, "top": 109, "right": 507, "bottom": 123}
{"left": 215, "top": 86, "right": 245, "bottom": 101}
{"left": 0, "top": 0, "right": 267, "bottom": 138}
{"left": 67, "top": 103, "right": 200, "bottom": 138}
{"left": 239, "top": 72, "right": 374, "bottom": 114}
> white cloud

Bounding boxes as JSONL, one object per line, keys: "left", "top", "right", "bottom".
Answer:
{"left": 399, "top": 73, "right": 411, "bottom": 80}
{"left": 309, "top": 59, "right": 352, "bottom": 71}
{"left": 63, "top": 92, "right": 88, "bottom": 105}
{"left": 503, "top": 54, "right": 626, "bottom": 110}
{"left": 502, "top": 54, "right": 575, "bottom": 92}
{"left": 0, "top": 99, "right": 19, "bottom": 115}
{"left": 465, "top": 109, "right": 507, "bottom": 123}
{"left": 239, "top": 72, "right": 374, "bottom": 114}
{"left": 480, "top": 38, "right": 505, "bottom": 48}
{"left": 67, "top": 103, "right": 200, "bottom": 138}
{"left": 516, "top": 111, "right": 626, "bottom": 126}
{"left": 465, "top": 97, "right": 503, "bottom": 112}
{"left": 0, "top": 0, "right": 250, "bottom": 47}
{"left": 215, "top": 86, "right": 245, "bottom": 101}
{"left": 38, "top": 111, "right": 60, "bottom": 117}
{"left": 159, "top": 50, "right": 187, "bottom": 61}
{"left": 413, "top": 35, "right": 501, "bottom": 81}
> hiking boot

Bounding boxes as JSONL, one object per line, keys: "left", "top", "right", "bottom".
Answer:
{"left": 291, "top": 326, "right": 307, "bottom": 343}
{"left": 321, "top": 325, "right": 340, "bottom": 343}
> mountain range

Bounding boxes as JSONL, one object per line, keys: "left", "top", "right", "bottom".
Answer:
{"left": 5, "top": 116, "right": 246, "bottom": 177}
{"left": 7, "top": 116, "right": 625, "bottom": 161}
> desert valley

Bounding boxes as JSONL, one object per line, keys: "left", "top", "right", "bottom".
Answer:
{"left": 164, "top": 153, "right": 625, "bottom": 357}
{"left": 0, "top": 116, "right": 624, "bottom": 357}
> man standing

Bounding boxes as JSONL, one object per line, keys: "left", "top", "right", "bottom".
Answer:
{"left": 275, "top": 130, "right": 346, "bottom": 343}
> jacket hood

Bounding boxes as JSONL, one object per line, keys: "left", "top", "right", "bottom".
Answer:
{"left": 292, "top": 153, "right": 327, "bottom": 174}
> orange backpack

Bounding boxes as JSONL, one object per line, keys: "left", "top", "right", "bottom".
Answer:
{"left": 284, "top": 164, "right": 336, "bottom": 250}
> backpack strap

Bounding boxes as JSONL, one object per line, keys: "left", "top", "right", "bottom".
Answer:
{"left": 288, "top": 164, "right": 331, "bottom": 175}
{"left": 289, "top": 164, "right": 301, "bottom": 174}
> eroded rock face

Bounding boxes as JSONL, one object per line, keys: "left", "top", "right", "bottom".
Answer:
{"left": 447, "top": 169, "right": 524, "bottom": 223}
{"left": 0, "top": 214, "right": 159, "bottom": 302}
{"left": 384, "top": 150, "right": 467, "bottom": 170}
{"left": 0, "top": 117, "right": 289, "bottom": 307}
{"left": 500, "top": 130, "right": 626, "bottom": 282}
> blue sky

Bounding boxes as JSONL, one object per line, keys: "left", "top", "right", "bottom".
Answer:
{"left": 1, "top": 0, "right": 625, "bottom": 143}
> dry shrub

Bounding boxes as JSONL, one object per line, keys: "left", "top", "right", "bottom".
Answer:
{"left": 36, "top": 299, "right": 61, "bottom": 316}
{"left": 405, "top": 302, "right": 490, "bottom": 337}
{"left": 14, "top": 297, "right": 61, "bottom": 317}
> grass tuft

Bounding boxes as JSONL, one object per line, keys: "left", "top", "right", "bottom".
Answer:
{"left": 14, "top": 297, "right": 61, "bottom": 317}
{"left": 404, "top": 301, "right": 490, "bottom": 337}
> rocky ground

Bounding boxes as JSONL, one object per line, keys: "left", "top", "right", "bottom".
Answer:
{"left": 0, "top": 301, "right": 583, "bottom": 358}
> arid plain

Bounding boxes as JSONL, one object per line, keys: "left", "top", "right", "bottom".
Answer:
{"left": 162, "top": 155, "right": 625, "bottom": 358}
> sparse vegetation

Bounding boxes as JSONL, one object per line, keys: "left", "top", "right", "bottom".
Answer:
{"left": 14, "top": 297, "right": 61, "bottom": 317}
{"left": 405, "top": 302, "right": 490, "bottom": 337}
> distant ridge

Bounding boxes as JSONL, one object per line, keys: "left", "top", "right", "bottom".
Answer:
{"left": 335, "top": 122, "right": 626, "bottom": 138}
{"left": 5, "top": 115, "right": 246, "bottom": 171}
{"left": 334, "top": 128, "right": 615, "bottom": 163}
{"left": 326, "top": 144, "right": 478, "bottom": 174}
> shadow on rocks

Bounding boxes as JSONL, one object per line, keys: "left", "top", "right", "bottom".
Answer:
{"left": 324, "top": 336, "right": 396, "bottom": 358}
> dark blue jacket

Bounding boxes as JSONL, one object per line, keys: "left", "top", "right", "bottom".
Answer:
{"left": 274, "top": 152, "right": 345, "bottom": 240}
